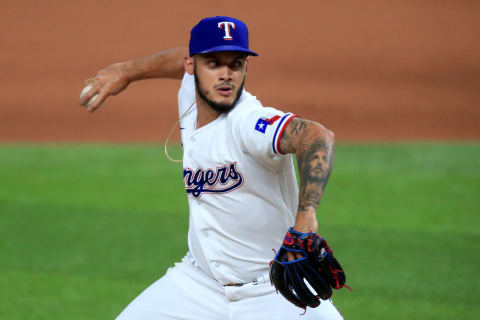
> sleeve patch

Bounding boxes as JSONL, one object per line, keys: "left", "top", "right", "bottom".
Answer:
{"left": 255, "top": 115, "right": 282, "bottom": 134}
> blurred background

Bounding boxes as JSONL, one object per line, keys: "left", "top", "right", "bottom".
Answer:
{"left": 1, "top": 0, "right": 479, "bottom": 142}
{"left": 1, "top": 1, "right": 479, "bottom": 320}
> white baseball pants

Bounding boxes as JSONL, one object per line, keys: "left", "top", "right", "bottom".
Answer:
{"left": 115, "top": 253, "right": 344, "bottom": 320}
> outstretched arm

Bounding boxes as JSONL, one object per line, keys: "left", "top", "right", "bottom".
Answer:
{"left": 279, "top": 118, "right": 335, "bottom": 234}
{"left": 79, "top": 47, "right": 188, "bottom": 112}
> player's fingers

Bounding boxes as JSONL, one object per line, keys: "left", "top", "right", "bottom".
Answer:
{"left": 287, "top": 252, "right": 305, "bottom": 262}
{"left": 78, "top": 84, "right": 100, "bottom": 106}
{"left": 85, "top": 76, "right": 98, "bottom": 85}
{"left": 86, "top": 90, "right": 107, "bottom": 113}
{"left": 287, "top": 251, "right": 295, "bottom": 262}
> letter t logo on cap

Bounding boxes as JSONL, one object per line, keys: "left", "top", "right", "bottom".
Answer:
{"left": 218, "top": 21, "right": 236, "bottom": 40}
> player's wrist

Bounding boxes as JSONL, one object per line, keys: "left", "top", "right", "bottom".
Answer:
{"left": 122, "top": 60, "right": 143, "bottom": 82}
{"left": 293, "top": 209, "right": 318, "bottom": 234}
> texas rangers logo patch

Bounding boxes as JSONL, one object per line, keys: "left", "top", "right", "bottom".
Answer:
{"left": 183, "top": 162, "right": 244, "bottom": 198}
{"left": 255, "top": 115, "right": 281, "bottom": 134}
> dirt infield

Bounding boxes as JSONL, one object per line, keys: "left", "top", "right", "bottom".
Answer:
{"left": 1, "top": 1, "right": 479, "bottom": 142}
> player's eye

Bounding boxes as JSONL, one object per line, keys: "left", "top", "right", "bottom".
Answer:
{"left": 208, "top": 60, "right": 218, "bottom": 67}
{"left": 231, "top": 60, "right": 243, "bottom": 69}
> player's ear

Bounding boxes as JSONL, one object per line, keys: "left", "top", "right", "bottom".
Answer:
{"left": 184, "top": 56, "right": 194, "bottom": 75}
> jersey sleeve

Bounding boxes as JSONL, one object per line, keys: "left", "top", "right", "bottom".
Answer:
{"left": 178, "top": 73, "right": 196, "bottom": 117}
{"left": 233, "top": 107, "right": 297, "bottom": 171}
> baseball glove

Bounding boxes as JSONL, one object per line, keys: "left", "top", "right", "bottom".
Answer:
{"left": 269, "top": 228, "right": 350, "bottom": 310}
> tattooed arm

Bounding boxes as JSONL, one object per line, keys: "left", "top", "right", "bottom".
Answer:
{"left": 279, "top": 117, "right": 335, "bottom": 234}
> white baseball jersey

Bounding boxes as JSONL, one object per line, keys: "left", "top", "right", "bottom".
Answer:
{"left": 178, "top": 73, "right": 299, "bottom": 285}
{"left": 115, "top": 74, "right": 344, "bottom": 320}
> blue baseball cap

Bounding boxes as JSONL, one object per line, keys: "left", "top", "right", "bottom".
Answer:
{"left": 189, "top": 16, "right": 258, "bottom": 57}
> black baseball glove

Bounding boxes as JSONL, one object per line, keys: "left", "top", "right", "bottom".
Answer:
{"left": 269, "top": 228, "right": 350, "bottom": 310}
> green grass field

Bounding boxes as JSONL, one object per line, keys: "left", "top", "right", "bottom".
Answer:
{"left": 0, "top": 143, "right": 479, "bottom": 320}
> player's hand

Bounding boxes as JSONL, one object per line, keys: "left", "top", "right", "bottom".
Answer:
{"left": 78, "top": 62, "right": 133, "bottom": 113}
{"left": 287, "top": 226, "right": 306, "bottom": 261}
{"left": 288, "top": 209, "right": 318, "bottom": 261}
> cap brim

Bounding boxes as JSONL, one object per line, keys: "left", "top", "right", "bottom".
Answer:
{"left": 192, "top": 45, "right": 258, "bottom": 56}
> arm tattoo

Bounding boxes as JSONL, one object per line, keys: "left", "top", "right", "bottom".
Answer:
{"left": 297, "top": 138, "right": 333, "bottom": 211}
{"left": 279, "top": 118, "right": 334, "bottom": 212}
{"left": 279, "top": 118, "right": 307, "bottom": 154}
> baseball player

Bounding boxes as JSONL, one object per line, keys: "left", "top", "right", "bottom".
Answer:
{"left": 79, "top": 16, "right": 347, "bottom": 319}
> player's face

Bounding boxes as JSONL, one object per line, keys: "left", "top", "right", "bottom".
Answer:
{"left": 309, "top": 150, "right": 329, "bottom": 179}
{"left": 193, "top": 52, "right": 247, "bottom": 113}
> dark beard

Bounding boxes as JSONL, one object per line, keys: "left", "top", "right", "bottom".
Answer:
{"left": 193, "top": 64, "right": 245, "bottom": 114}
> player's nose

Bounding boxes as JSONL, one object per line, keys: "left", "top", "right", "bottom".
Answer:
{"left": 218, "top": 66, "right": 233, "bottom": 81}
